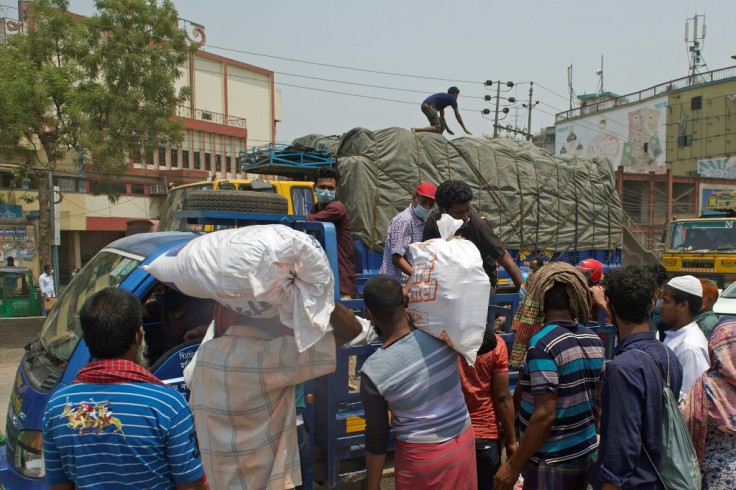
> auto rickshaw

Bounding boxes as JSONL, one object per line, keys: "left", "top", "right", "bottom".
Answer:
{"left": 0, "top": 266, "right": 41, "bottom": 317}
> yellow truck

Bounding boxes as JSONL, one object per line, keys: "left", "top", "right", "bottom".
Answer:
{"left": 662, "top": 216, "right": 736, "bottom": 288}
{"left": 158, "top": 178, "right": 315, "bottom": 232}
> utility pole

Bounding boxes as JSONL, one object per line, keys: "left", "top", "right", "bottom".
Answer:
{"left": 523, "top": 83, "right": 539, "bottom": 141}
{"left": 493, "top": 82, "right": 501, "bottom": 138}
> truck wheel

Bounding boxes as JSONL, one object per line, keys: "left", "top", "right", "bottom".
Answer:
{"left": 187, "top": 190, "right": 289, "bottom": 214}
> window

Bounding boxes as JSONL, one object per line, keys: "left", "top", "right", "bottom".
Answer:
{"left": 158, "top": 147, "right": 167, "bottom": 167}
{"left": 691, "top": 96, "right": 702, "bottom": 110}
{"left": 1, "top": 172, "right": 13, "bottom": 188}
{"left": 194, "top": 151, "right": 201, "bottom": 170}
{"left": 89, "top": 181, "right": 126, "bottom": 195}
{"left": 182, "top": 150, "right": 190, "bottom": 169}
{"left": 131, "top": 184, "right": 145, "bottom": 195}
{"left": 216, "top": 154, "right": 222, "bottom": 172}
{"left": 291, "top": 187, "right": 315, "bottom": 215}
{"left": 205, "top": 153, "right": 211, "bottom": 171}
{"left": 170, "top": 148, "right": 179, "bottom": 168}
{"left": 55, "top": 178, "right": 77, "bottom": 193}
{"left": 226, "top": 156, "right": 232, "bottom": 173}
{"left": 678, "top": 135, "right": 693, "bottom": 148}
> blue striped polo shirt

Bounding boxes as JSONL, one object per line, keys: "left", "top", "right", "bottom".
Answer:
{"left": 43, "top": 382, "right": 204, "bottom": 489}
{"left": 518, "top": 320, "right": 604, "bottom": 464}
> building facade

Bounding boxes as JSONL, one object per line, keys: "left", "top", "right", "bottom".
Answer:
{"left": 553, "top": 66, "right": 736, "bottom": 255}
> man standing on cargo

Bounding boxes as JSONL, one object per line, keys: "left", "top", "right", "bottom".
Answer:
{"left": 422, "top": 180, "right": 524, "bottom": 292}
{"left": 379, "top": 182, "right": 437, "bottom": 287}
{"left": 307, "top": 167, "right": 358, "bottom": 298}
{"left": 411, "top": 87, "right": 473, "bottom": 136}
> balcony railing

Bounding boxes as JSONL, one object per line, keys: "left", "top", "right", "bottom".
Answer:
{"left": 177, "top": 106, "right": 246, "bottom": 129}
{"left": 556, "top": 65, "right": 736, "bottom": 122}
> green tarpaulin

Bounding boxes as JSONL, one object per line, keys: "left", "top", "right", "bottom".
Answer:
{"left": 293, "top": 127, "right": 623, "bottom": 256}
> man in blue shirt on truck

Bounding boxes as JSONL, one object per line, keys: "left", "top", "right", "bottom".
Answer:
{"left": 411, "top": 86, "right": 472, "bottom": 136}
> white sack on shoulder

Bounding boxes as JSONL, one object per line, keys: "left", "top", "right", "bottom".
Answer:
{"left": 143, "top": 225, "right": 335, "bottom": 352}
{"left": 407, "top": 229, "right": 490, "bottom": 365}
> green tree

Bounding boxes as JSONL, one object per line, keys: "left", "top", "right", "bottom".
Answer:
{"left": 0, "top": 0, "right": 194, "bottom": 267}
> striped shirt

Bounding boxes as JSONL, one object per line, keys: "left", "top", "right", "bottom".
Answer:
{"left": 519, "top": 320, "right": 604, "bottom": 464}
{"left": 379, "top": 205, "right": 426, "bottom": 285}
{"left": 43, "top": 382, "right": 204, "bottom": 489}
{"left": 361, "top": 329, "right": 470, "bottom": 452}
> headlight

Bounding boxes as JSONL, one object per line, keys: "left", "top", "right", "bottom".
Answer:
{"left": 14, "top": 430, "right": 44, "bottom": 478}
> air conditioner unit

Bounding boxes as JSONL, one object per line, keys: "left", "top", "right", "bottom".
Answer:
{"left": 149, "top": 184, "right": 168, "bottom": 195}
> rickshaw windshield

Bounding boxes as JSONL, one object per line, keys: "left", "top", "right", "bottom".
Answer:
{"left": 39, "top": 250, "right": 142, "bottom": 363}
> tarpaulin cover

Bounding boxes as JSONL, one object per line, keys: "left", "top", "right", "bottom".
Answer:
{"left": 293, "top": 127, "right": 623, "bottom": 255}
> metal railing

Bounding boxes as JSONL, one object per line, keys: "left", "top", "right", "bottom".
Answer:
{"left": 556, "top": 65, "right": 736, "bottom": 122}
{"left": 176, "top": 106, "right": 246, "bottom": 129}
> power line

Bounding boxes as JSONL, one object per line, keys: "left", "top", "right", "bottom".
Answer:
{"left": 205, "top": 45, "right": 484, "bottom": 85}
{"left": 535, "top": 82, "right": 570, "bottom": 102}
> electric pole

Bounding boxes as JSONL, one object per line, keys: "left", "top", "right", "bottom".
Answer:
{"left": 522, "top": 83, "right": 539, "bottom": 141}
{"left": 485, "top": 80, "right": 515, "bottom": 138}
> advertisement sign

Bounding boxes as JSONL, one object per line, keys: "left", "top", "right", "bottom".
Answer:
{"left": 698, "top": 157, "right": 736, "bottom": 179}
{"left": 556, "top": 96, "right": 668, "bottom": 174}
{"left": 700, "top": 184, "right": 736, "bottom": 216}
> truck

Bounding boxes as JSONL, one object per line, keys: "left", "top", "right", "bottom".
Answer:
{"left": 1, "top": 130, "right": 621, "bottom": 489}
{"left": 242, "top": 128, "right": 625, "bottom": 284}
{"left": 662, "top": 216, "right": 736, "bottom": 288}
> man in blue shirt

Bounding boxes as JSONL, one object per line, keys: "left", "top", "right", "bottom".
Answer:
{"left": 43, "top": 288, "right": 206, "bottom": 490}
{"left": 411, "top": 86, "right": 472, "bottom": 136}
{"left": 590, "top": 266, "right": 683, "bottom": 489}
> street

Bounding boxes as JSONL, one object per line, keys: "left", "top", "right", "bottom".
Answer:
{"left": 0, "top": 317, "right": 43, "bottom": 435}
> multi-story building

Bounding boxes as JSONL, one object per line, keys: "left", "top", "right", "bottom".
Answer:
{"left": 0, "top": 8, "right": 281, "bottom": 282}
{"left": 552, "top": 65, "right": 736, "bottom": 262}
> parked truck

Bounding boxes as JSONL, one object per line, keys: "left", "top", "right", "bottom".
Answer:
{"left": 1, "top": 130, "right": 623, "bottom": 489}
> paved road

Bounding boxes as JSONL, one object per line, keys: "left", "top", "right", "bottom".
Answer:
{"left": 0, "top": 317, "right": 44, "bottom": 435}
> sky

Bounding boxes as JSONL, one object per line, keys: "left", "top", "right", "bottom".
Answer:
{"left": 16, "top": 0, "right": 736, "bottom": 144}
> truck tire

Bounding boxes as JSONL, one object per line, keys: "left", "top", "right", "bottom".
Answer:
{"left": 187, "top": 190, "right": 289, "bottom": 214}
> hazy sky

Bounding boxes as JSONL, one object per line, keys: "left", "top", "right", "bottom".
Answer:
{"left": 25, "top": 1, "right": 736, "bottom": 144}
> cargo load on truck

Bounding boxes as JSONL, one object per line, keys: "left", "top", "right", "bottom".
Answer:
{"left": 290, "top": 127, "right": 624, "bottom": 264}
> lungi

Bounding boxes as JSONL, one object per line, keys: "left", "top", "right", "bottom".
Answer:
{"left": 394, "top": 426, "right": 477, "bottom": 490}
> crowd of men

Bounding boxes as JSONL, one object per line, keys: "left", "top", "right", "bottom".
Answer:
{"left": 40, "top": 168, "right": 735, "bottom": 489}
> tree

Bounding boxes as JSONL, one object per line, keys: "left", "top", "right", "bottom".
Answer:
{"left": 0, "top": 0, "right": 194, "bottom": 267}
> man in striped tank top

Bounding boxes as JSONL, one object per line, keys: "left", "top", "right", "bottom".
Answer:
{"left": 495, "top": 264, "right": 604, "bottom": 490}
{"left": 360, "top": 275, "right": 477, "bottom": 490}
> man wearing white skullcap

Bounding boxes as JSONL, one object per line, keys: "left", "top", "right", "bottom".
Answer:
{"left": 660, "top": 275, "right": 710, "bottom": 401}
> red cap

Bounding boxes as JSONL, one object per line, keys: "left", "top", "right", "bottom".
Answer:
{"left": 415, "top": 182, "right": 437, "bottom": 199}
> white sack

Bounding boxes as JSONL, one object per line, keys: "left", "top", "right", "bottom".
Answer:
{"left": 144, "top": 225, "right": 335, "bottom": 351}
{"left": 407, "top": 214, "right": 490, "bottom": 364}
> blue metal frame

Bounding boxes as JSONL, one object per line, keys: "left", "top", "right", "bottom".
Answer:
{"left": 238, "top": 143, "right": 333, "bottom": 176}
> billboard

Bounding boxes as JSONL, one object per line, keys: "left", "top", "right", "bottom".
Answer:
{"left": 556, "top": 96, "right": 668, "bottom": 174}
{"left": 700, "top": 184, "right": 736, "bottom": 216}
{"left": 698, "top": 157, "right": 736, "bottom": 179}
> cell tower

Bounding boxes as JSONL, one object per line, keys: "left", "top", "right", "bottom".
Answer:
{"left": 686, "top": 14, "right": 708, "bottom": 79}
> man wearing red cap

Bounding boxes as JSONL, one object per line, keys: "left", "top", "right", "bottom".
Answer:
{"left": 378, "top": 183, "right": 437, "bottom": 287}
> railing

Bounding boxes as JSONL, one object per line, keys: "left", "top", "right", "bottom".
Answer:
{"left": 623, "top": 210, "right": 665, "bottom": 259}
{"left": 556, "top": 65, "right": 736, "bottom": 122}
{"left": 176, "top": 106, "right": 246, "bottom": 129}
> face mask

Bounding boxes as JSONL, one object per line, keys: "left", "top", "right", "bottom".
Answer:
{"left": 655, "top": 298, "right": 663, "bottom": 308}
{"left": 413, "top": 204, "right": 432, "bottom": 220}
{"left": 316, "top": 189, "right": 336, "bottom": 204}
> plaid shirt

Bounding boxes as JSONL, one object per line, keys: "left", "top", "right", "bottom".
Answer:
{"left": 189, "top": 325, "right": 336, "bottom": 490}
{"left": 379, "top": 205, "right": 425, "bottom": 285}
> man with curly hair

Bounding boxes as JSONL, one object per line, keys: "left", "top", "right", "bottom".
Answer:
{"left": 422, "top": 179, "right": 524, "bottom": 291}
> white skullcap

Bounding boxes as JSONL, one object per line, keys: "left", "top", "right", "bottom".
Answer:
{"left": 667, "top": 275, "right": 703, "bottom": 297}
